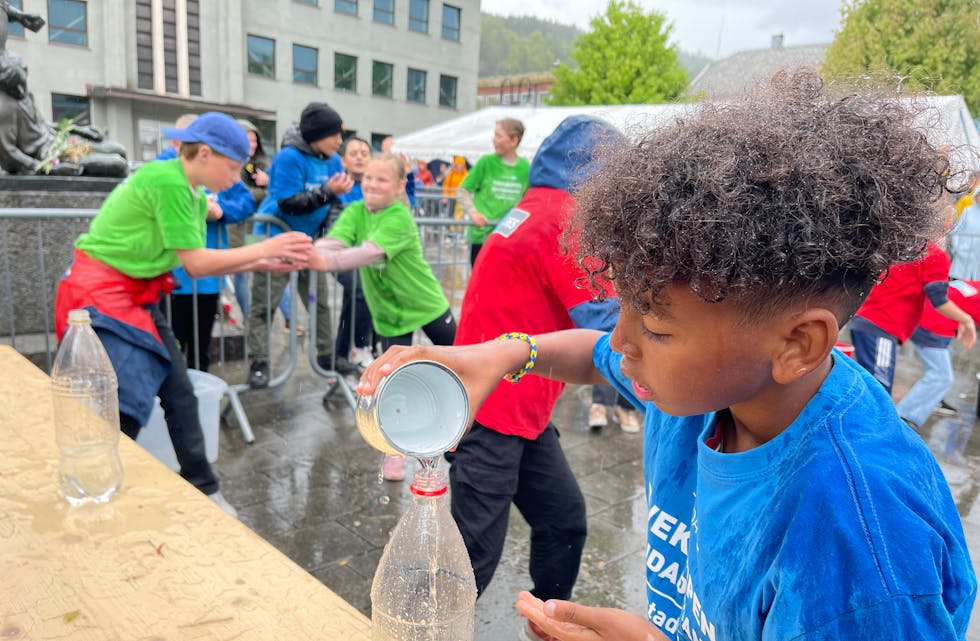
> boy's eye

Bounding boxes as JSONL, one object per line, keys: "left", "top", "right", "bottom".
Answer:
{"left": 640, "top": 324, "right": 669, "bottom": 341}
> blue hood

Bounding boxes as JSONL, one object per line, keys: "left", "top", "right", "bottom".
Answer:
{"left": 528, "top": 115, "right": 625, "bottom": 192}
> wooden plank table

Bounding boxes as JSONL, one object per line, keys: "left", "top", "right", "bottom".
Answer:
{"left": 0, "top": 345, "right": 372, "bottom": 640}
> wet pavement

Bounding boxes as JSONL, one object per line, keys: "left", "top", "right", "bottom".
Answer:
{"left": 209, "top": 327, "right": 980, "bottom": 641}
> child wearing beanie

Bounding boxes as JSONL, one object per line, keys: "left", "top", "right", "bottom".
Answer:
{"left": 247, "top": 102, "right": 354, "bottom": 389}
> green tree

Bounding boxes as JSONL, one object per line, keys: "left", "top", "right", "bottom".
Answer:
{"left": 546, "top": 0, "right": 688, "bottom": 105}
{"left": 822, "top": 0, "right": 980, "bottom": 114}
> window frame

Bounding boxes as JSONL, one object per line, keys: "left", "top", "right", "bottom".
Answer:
{"left": 408, "top": 0, "right": 428, "bottom": 33}
{"left": 292, "top": 43, "right": 318, "bottom": 85}
{"left": 246, "top": 34, "right": 276, "bottom": 78}
{"left": 334, "top": 52, "right": 358, "bottom": 92}
{"left": 441, "top": 3, "right": 460, "bottom": 41}
{"left": 47, "top": 0, "right": 88, "bottom": 46}
{"left": 372, "top": 60, "right": 394, "bottom": 98}
{"left": 406, "top": 67, "right": 426, "bottom": 104}
{"left": 373, "top": 0, "right": 395, "bottom": 24}
{"left": 8, "top": 0, "right": 24, "bottom": 38}
{"left": 334, "top": 0, "right": 357, "bottom": 15}
{"left": 51, "top": 93, "right": 90, "bottom": 125}
{"left": 439, "top": 74, "right": 457, "bottom": 108}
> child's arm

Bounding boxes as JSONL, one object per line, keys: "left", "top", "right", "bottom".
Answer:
{"left": 175, "top": 231, "right": 313, "bottom": 277}
{"left": 356, "top": 330, "right": 606, "bottom": 424}
{"left": 933, "top": 300, "right": 977, "bottom": 348}
{"left": 308, "top": 237, "right": 385, "bottom": 272}
{"left": 515, "top": 591, "right": 668, "bottom": 641}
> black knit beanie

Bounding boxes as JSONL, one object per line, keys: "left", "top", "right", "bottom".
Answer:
{"left": 299, "top": 102, "right": 343, "bottom": 143}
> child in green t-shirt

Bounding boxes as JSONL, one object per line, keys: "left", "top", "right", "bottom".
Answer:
{"left": 55, "top": 112, "right": 313, "bottom": 514}
{"left": 458, "top": 117, "right": 530, "bottom": 266}
{"left": 310, "top": 153, "right": 456, "bottom": 349}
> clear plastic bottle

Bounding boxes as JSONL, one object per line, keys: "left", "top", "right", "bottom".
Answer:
{"left": 50, "top": 308, "right": 123, "bottom": 505}
{"left": 371, "top": 465, "right": 477, "bottom": 641}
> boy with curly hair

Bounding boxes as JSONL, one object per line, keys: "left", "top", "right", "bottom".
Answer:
{"left": 359, "top": 71, "right": 976, "bottom": 641}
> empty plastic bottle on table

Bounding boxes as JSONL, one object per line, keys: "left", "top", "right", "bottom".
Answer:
{"left": 50, "top": 308, "right": 123, "bottom": 505}
{"left": 371, "top": 466, "right": 476, "bottom": 641}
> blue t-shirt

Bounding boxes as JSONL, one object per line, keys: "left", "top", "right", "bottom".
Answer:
{"left": 594, "top": 335, "right": 976, "bottom": 640}
{"left": 253, "top": 145, "right": 343, "bottom": 238}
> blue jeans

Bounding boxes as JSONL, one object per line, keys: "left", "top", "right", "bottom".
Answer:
{"left": 895, "top": 342, "right": 954, "bottom": 428}
{"left": 232, "top": 271, "right": 251, "bottom": 317}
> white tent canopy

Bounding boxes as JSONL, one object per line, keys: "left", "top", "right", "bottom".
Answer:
{"left": 392, "top": 97, "right": 980, "bottom": 172}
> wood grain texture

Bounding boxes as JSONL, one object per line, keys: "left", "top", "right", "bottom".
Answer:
{"left": 0, "top": 346, "right": 371, "bottom": 640}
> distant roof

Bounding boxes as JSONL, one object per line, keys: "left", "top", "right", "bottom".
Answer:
{"left": 687, "top": 44, "right": 828, "bottom": 100}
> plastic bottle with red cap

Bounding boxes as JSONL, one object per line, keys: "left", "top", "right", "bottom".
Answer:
{"left": 371, "top": 465, "right": 477, "bottom": 641}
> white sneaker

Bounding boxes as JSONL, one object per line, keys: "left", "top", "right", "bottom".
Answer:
{"left": 614, "top": 406, "right": 642, "bottom": 433}
{"left": 588, "top": 403, "right": 608, "bottom": 429}
{"left": 349, "top": 346, "right": 375, "bottom": 369}
{"left": 207, "top": 490, "right": 239, "bottom": 518}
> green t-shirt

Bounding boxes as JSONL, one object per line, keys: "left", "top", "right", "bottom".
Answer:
{"left": 327, "top": 200, "right": 449, "bottom": 337}
{"left": 75, "top": 159, "right": 207, "bottom": 278}
{"left": 460, "top": 153, "right": 530, "bottom": 245}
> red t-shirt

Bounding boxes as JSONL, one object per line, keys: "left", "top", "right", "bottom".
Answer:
{"left": 855, "top": 243, "right": 950, "bottom": 343}
{"left": 919, "top": 280, "right": 980, "bottom": 337}
{"left": 455, "top": 186, "right": 608, "bottom": 439}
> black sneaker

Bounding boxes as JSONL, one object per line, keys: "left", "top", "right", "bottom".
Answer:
{"left": 936, "top": 400, "right": 958, "bottom": 417}
{"left": 248, "top": 361, "right": 270, "bottom": 389}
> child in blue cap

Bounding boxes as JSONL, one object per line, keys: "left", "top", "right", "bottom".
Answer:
{"left": 55, "top": 111, "right": 313, "bottom": 515}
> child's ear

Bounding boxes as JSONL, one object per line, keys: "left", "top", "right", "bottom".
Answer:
{"left": 771, "top": 307, "right": 838, "bottom": 385}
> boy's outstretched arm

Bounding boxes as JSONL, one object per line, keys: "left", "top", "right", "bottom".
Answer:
{"left": 356, "top": 330, "right": 607, "bottom": 427}
{"left": 933, "top": 300, "right": 977, "bottom": 348}
{"left": 515, "top": 591, "right": 668, "bottom": 641}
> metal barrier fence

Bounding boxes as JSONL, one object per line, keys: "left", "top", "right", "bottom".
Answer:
{"left": 0, "top": 197, "right": 472, "bottom": 445}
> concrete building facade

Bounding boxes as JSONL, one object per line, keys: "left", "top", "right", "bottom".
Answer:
{"left": 9, "top": 0, "right": 480, "bottom": 161}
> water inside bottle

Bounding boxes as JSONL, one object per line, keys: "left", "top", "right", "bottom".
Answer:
{"left": 58, "top": 443, "right": 123, "bottom": 505}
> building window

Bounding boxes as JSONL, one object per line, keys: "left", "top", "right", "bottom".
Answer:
{"left": 51, "top": 93, "right": 89, "bottom": 124}
{"left": 441, "top": 4, "right": 460, "bottom": 41}
{"left": 406, "top": 68, "right": 426, "bottom": 104}
{"left": 372, "top": 61, "right": 393, "bottom": 98}
{"left": 373, "top": 0, "right": 394, "bottom": 24}
{"left": 292, "top": 44, "right": 318, "bottom": 84}
{"left": 371, "top": 133, "right": 391, "bottom": 152}
{"left": 8, "top": 0, "right": 24, "bottom": 38}
{"left": 334, "top": 52, "right": 357, "bottom": 91}
{"left": 335, "top": 0, "right": 357, "bottom": 15}
{"left": 439, "top": 74, "right": 457, "bottom": 108}
{"left": 294, "top": 0, "right": 318, "bottom": 4}
{"left": 48, "top": 0, "right": 87, "bottom": 46}
{"left": 408, "top": 0, "right": 428, "bottom": 33}
{"left": 246, "top": 34, "right": 275, "bottom": 78}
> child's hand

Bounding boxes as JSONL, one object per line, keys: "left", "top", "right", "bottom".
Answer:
{"left": 263, "top": 231, "right": 313, "bottom": 264}
{"left": 325, "top": 172, "right": 355, "bottom": 196}
{"left": 514, "top": 591, "right": 667, "bottom": 641}
{"left": 206, "top": 197, "right": 223, "bottom": 221}
{"left": 252, "top": 167, "right": 269, "bottom": 187}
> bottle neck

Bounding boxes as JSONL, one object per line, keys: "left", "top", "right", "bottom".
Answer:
{"left": 409, "top": 466, "right": 447, "bottom": 497}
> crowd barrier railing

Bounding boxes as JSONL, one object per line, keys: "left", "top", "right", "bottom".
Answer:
{"left": 0, "top": 205, "right": 474, "bottom": 447}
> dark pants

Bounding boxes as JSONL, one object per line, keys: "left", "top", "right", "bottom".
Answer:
{"left": 445, "top": 422, "right": 586, "bottom": 600}
{"left": 378, "top": 308, "right": 457, "bottom": 350}
{"left": 120, "top": 302, "right": 219, "bottom": 495}
{"left": 470, "top": 243, "right": 483, "bottom": 267}
{"left": 850, "top": 328, "right": 899, "bottom": 394}
{"left": 170, "top": 292, "right": 218, "bottom": 372}
{"left": 333, "top": 269, "right": 374, "bottom": 358}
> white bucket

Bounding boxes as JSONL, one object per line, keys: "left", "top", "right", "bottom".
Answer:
{"left": 136, "top": 369, "right": 227, "bottom": 471}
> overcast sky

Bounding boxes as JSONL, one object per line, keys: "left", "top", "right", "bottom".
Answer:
{"left": 483, "top": 0, "right": 846, "bottom": 59}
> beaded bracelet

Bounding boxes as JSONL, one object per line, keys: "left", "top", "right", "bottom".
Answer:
{"left": 495, "top": 332, "right": 537, "bottom": 383}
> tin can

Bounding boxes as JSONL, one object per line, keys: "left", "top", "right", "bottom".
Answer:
{"left": 355, "top": 360, "right": 470, "bottom": 458}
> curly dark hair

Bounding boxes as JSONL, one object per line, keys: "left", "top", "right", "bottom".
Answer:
{"left": 571, "top": 70, "right": 952, "bottom": 323}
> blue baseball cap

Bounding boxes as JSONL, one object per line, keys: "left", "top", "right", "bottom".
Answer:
{"left": 162, "top": 112, "right": 250, "bottom": 163}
